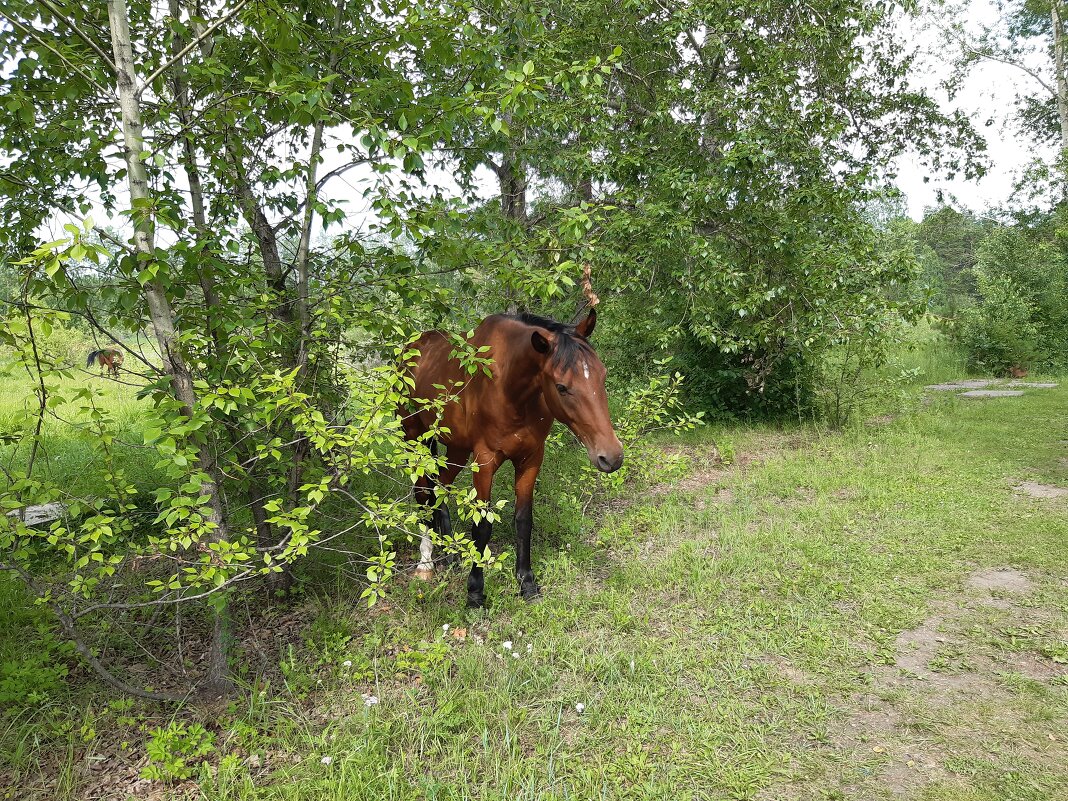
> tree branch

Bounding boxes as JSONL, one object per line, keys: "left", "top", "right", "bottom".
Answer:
{"left": 5, "top": 17, "right": 111, "bottom": 96}
{"left": 36, "top": 0, "right": 118, "bottom": 74}
{"left": 136, "top": 0, "right": 253, "bottom": 98}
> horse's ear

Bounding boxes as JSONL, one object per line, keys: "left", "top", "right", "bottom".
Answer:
{"left": 531, "top": 330, "right": 552, "bottom": 355}
{"left": 575, "top": 307, "right": 597, "bottom": 338}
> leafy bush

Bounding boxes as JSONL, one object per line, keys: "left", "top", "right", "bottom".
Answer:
{"left": 141, "top": 721, "right": 216, "bottom": 783}
{"left": 0, "top": 637, "right": 69, "bottom": 707}
{"left": 953, "top": 224, "right": 1068, "bottom": 374}
{"left": 814, "top": 337, "right": 919, "bottom": 428}
{"left": 956, "top": 271, "right": 1044, "bottom": 374}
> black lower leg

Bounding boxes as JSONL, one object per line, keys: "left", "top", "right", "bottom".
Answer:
{"left": 466, "top": 519, "right": 492, "bottom": 608}
{"left": 514, "top": 504, "right": 540, "bottom": 600}
{"left": 433, "top": 505, "right": 456, "bottom": 568}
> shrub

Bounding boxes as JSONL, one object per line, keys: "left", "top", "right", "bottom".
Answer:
{"left": 141, "top": 721, "right": 216, "bottom": 783}
{"left": 956, "top": 271, "right": 1044, "bottom": 374}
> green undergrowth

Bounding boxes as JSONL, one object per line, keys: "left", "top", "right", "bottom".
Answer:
{"left": 2, "top": 373, "right": 1066, "bottom": 801}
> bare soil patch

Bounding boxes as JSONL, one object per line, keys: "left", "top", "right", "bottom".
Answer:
{"left": 966, "top": 566, "right": 1034, "bottom": 594}
{"left": 830, "top": 566, "right": 1059, "bottom": 796}
{"left": 1015, "top": 481, "right": 1068, "bottom": 499}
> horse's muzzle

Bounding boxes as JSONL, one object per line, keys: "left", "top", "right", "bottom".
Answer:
{"left": 593, "top": 449, "right": 624, "bottom": 473}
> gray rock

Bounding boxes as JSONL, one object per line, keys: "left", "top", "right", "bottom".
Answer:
{"left": 924, "top": 380, "right": 997, "bottom": 391}
{"left": 6, "top": 502, "right": 66, "bottom": 526}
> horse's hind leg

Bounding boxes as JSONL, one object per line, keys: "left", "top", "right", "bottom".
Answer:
{"left": 413, "top": 472, "right": 437, "bottom": 580}
{"left": 414, "top": 447, "right": 468, "bottom": 579}
{"left": 466, "top": 453, "right": 500, "bottom": 608}
{"left": 433, "top": 448, "right": 468, "bottom": 570}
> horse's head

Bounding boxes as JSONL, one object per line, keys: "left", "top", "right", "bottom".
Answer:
{"left": 531, "top": 309, "right": 624, "bottom": 473}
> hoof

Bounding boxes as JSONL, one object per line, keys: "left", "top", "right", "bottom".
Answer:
{"left": 466, "top": 592, "right": 486, "bottom": 609}
{"left": 522, "top": 590, "right": 542, "bottom": 604}
{"left": 413, "top": 567, "right": 435, "bottom": 581}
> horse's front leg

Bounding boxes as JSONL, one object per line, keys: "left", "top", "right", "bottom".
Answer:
{"left": 466, "top": 453, "right": 499, "bottom": 609}
{"left": 513, "top": 451, "right": 543, "bottom": 601}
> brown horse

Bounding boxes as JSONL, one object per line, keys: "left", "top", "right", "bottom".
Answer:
{"left": 401, "top": 309, "right": 623, "bottom": 607}
{"left": 86, "top": 348, "right": 124, "bottom": 377}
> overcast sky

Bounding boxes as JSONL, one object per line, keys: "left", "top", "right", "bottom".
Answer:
{"left": 892, "top": 2, "right": 1055, "bottom": 219}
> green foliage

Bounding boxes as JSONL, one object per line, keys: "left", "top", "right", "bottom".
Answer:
{"left": 0, "top": 624, "right": 70, "bottom": 707}
{"left": 953, "top": 220, "right": 1068, "bottom": 374}
{"left": 394, "top": 639, "right": 450, "bottom": 677}
{"left": 141, "top": 721, "right": 216, "bottom": 783}
{"left": 814, "top": 335, "right": 920, "bottom": 428}
{"left": 958, "top": 271, "right": 1045, "bottom": 373}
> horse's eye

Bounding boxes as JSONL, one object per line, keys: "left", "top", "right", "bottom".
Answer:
{"left": 556, "top": 383, "right": 568, "bottom": 395}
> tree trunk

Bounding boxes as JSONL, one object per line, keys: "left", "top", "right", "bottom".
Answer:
{"left": 499, "top": 151, "right": 527, "bottom": 224}
{"left": 1053, "top": 1, "right": 1068, "bottom": 150}
{"left": 169, "top": 0, "right": 279, "bottom": 579}
{"left": 107, "top": 0, "right": 233, "bottom": 697}
{"left": 497, "top": 140, "right": 527, "bottom": 314}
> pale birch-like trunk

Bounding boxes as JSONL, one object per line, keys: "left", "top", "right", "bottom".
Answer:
{"left": 107, "top": 0, "right": 233, "bottom": 697}
{"left": 1052, "top": 0, "right": 1068, "bottom": 150}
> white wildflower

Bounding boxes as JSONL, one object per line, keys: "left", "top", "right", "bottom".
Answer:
{"left": 526, "top": 643, "right": 533, "bottom": 653}
{"left": 512, "top": 651, "right": 521, "bottom": 659}
{"left": 502, "top": 640, "right": 513, "bottom": 650}
{"left": 342, "top": 660, "right": 352, "bottom": 667}
{"left": 320, "top": 756, "right": 333, "bottom": 765}
{"left": 442, "top": 624, "right": 450, "bottom": 632}
{"left": 362, "top": 694, "right": 379, "bottom": 707}
{"left": 575, "top": 703, "right": 585, "bottom": 714}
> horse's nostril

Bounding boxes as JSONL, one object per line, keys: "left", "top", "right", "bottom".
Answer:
{"left": 598, "top": 453, "right": 622, "bottom": 472}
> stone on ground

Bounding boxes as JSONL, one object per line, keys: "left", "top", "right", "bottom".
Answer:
{"left": 959, "top": 390, "right": 1024, "bottom": 398}
{"left": 924, "top": 380, "right": 997, "bottom": 391}
{"left": 6, "top": 502, "right": 66, "bottom": 526}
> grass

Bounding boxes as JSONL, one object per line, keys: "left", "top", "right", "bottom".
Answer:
{"left": 0, "top": 366, "right": 160, "bottom": 499}
{"left": 2, "top": 336, "right": 1067, "bottom": 800}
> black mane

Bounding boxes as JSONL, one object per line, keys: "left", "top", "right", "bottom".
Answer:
{"left": 510, "top": 313, "right": 594, "bottom": 370}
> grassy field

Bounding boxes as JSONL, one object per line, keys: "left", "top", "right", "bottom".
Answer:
{"left": 2, "top": 341, "right": 1067, "bottom": 800}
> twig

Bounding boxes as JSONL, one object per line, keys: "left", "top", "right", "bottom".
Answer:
{"left": 136, "top": 0, "right": 253, "bottom": 97}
